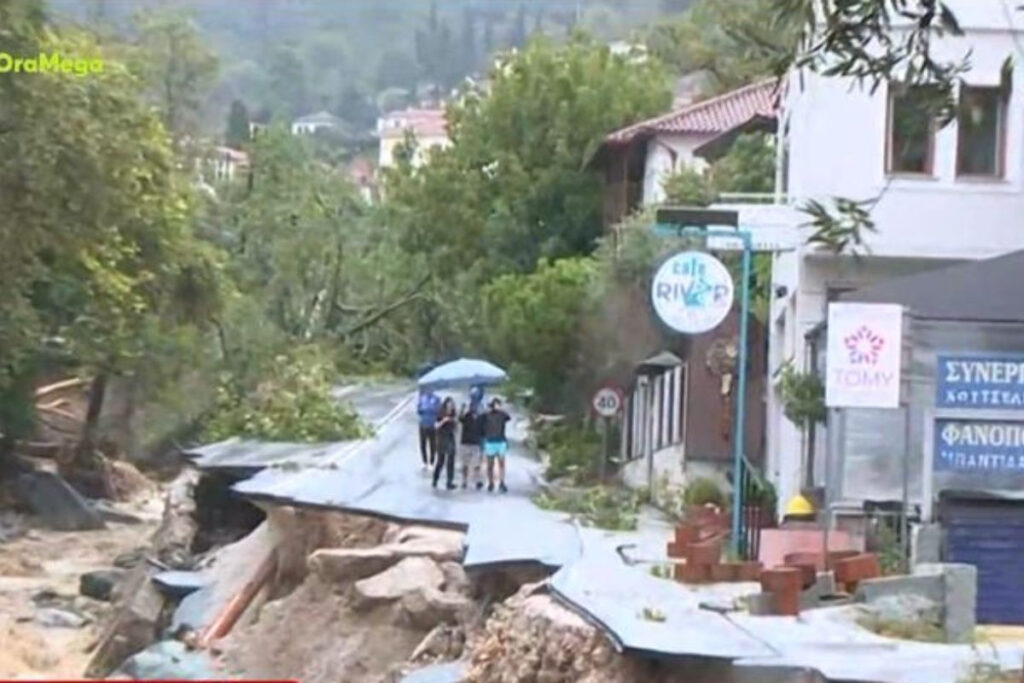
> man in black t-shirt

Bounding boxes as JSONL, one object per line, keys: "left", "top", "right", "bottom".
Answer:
{"left": 482, "top": 398, "right": 510, "bottom": 493}
{"left": 458, "top": 403, "right": 483, "bottom": 489}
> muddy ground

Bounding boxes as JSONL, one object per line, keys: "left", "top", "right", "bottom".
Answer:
{"left": 0, "top": 498, "right": 162, "bottom": 678}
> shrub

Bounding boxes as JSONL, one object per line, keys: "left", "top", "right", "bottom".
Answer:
{"left": 535, "top": 421, "right": 602, "bottom": 483}
{"left": 204, "top": 348, "right": 372, "bottom": 443}
{"left": 534, "top": 485, "right": 643, "bottom": 531}
{"left": 683, "top": 477, "right": 727, "bottom": 508}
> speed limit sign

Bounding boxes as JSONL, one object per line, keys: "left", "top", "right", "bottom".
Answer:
{"left": 592, "top": 386, "right": 623, "bottom": 418}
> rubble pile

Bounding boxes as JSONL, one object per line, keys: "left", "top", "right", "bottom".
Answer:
{"left": 216, "top": 525, "right": 479, "bottom": 683}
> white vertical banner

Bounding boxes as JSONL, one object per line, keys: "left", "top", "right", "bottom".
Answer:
{"left": 825, "top": 303, "right": 904, "bottom": 409}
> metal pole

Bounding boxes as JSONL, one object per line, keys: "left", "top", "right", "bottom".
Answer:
{"left": 731, "top": 235, "right": 752, "bottom": 555}
{"left": 901, "top": 404, "right": 912, "bottom": 572}
{"left": 822, "top": 408, "right": 838, "bottom": 568}
{"left": 600, "top": 416, "right": 610, "bottom": 481}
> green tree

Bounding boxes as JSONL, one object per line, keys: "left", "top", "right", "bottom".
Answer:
{"left": 0, "top": 3, "right": 224, "bottom": 468}
{"left": 482, "top": 258, "right": 599, "bottom": 411}
{"left": 225, "top": 99, "right": 250, "bottom": 147}
{"left": 131, "top": 8, "right": 219, "bottom": 146}
{"left": 646, "top": 0, "right": 799, "bottom": 94}
{"left": 387, "top": 35, "right": 671, "bottom": 275}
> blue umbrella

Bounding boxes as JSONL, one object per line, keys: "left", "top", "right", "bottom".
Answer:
{"left": 417, "top": 357, "right": 507, "bottom": 390}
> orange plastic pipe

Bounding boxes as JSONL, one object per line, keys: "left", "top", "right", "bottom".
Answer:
{"left": 199, "top": 550, "right": 277, "bottom": 647}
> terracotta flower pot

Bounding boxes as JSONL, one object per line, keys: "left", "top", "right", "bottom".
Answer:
{"left": 833, "top": 553, "right": 881, "bottom": 587}
{"left": 674, "top": 523, "right": 698, "bottom": 547}
{"left": 686, "top": 539, "right": 722, "bottom": 567}
{"left": 710, "top": 563, "right": 737, "bottom": 582}
{"left": 783, "top": 551, "right": 823, "bottom": 572}
{"left": 760, "top": 567, "right": 802, "bottom": 616}
{"left": 676, "top": 562, "right": 709, "bottom": 584}
{"left": 736, "top": 561, "right": 763, "bottom": 582}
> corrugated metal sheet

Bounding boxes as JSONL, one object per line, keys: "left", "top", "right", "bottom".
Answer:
{"left": 943, "top": 497, "right": 1024, "bottom": 625}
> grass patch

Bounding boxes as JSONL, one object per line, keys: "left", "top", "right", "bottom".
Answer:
{"left": 534, "top": 485, "right": 644, "bottom": 531}
{"left": 856, "top": 614, "right": 946, "bottom": 643}
{"left": 958, "top": 663, "right": 1019, "bottom": 683}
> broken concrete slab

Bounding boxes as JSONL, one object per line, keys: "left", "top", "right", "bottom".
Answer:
{"left": 80, "top": 568, "right": 126, "bottom": 602}
{"left": 114, "top": 640, "right": 218, "bottom": 680}
{"left": 152, "top": 571, "right": 205, "bottom": 599}
{"left": 16, "top": 470, "right": 105, "bottom": 531}
{"left": 548, "top": 556, "right": 776, "bottom": 660}
{"left": 856, "top": 573, "right": 944, "bottom": 606}
{"left": 310, "top": 534, "right": 465, "bottom": 586}
{"left": 915, "top": 563, "right": 977, "bottom": 643}
{"left": 353, "top": 557, "right": 444, "bottom": 609}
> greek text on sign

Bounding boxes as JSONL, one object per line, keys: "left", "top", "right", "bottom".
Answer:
{"left": 937, "top": 355, "right": 1024, "bottom": 409}
{"left": 935, "top": 419, "right": 1024, "bottom": 473}
{"left": 592, "top": 387, "right": 623, "bottom": 418}
{"left": 650, "top": 251, "right": 734, "bottom": 335}
{"left": 825, "top": 303, "right": 903, "bottom": 409}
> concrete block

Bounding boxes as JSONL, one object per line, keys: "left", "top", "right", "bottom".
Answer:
{"left": 745, "top": 592, "right": 776, "bottom": 616}
{"left": 911, "top": 523, "right": 942, "bottom": 565}
{"left": 915, "top": 562, "right": 978, "bottom": 643}
{"left": 855, "top": 574, "right": 944, "bottom": 606}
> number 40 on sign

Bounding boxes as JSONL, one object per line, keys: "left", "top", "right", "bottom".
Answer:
{"left": 592, "top": 386, "right": 623, "bottom": 418}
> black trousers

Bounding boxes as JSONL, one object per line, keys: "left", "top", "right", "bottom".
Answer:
{"left": 419, "top": 426, "right": 436, "bottom": 465}
{"left": 433, "top": 439, "right": 455, "bottom": 486}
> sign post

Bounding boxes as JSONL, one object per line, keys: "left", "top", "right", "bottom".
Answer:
{"left": 824, "top": 302, "right": 905, "bottom": 566}
{"left": 592, "top": 386, "right": 623, "bottom": 481}
{"left": 649, "top": 218, "right": 751, "bottom": 555}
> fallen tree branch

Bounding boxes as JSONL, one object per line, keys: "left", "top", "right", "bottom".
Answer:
{"left": 35, "top": 377, "right": 87, "bottom": 399}
{"left": 13, "top": 440, "right": 65, "bottom": 458}
{"left": 37, "top": 404, "right": 81, "bottom": 422}
{"left": 339, "top": 274, "right": 430, "bottom": 338}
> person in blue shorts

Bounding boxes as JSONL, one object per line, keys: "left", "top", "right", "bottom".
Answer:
{"left": 482, "top": 397, "right": 510, "bottom": 493}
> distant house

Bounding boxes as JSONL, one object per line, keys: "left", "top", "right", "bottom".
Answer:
{"left": 291, "top": 111, "right": 343, "bottom": 135}
{"left": 209, "top": 146, "right": 249, "bottom": 182}
{"left": 346, "top": 156, "right": 377, "bottom": 204}
{"left": 590, "top": 80, "right": 780, "bottom": 228}
{"left": 377, "top": 108, "right": 450, "bottom": 169}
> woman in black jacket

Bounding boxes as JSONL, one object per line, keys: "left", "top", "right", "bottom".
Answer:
{"left": 433, "top": 397, "right": 458, "bottom": 490}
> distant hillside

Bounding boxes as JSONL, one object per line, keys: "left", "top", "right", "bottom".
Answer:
{"left": 50, "top": 0, "right": 682, "bottom": 137}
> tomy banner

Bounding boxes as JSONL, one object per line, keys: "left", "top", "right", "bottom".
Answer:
{"left": 936, "top": 355, "right": 1024, "bottom": 409}
{"left": 934, "top": 418, "right": 1024, "bottom": 473}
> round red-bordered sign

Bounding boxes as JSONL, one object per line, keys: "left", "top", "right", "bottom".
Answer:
{"left": 591, "top": 386, "right": 623, "bottom": 417}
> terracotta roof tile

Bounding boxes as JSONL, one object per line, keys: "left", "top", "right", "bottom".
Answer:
{"left": 605, "top": 79, "right": 781, "bottom": 144}
{"left": 379, "top": 108, "right": 448, "bottom": 140}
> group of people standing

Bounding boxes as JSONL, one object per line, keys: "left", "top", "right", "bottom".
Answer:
{"left": 417, "top": 385, "right": 510, "bottom": 493}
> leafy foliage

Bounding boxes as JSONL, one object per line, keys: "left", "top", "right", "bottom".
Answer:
{"left": 683, "top": 476, "right": 727, "bottom": 507}
{"left": 225, "top": 99, "right": 251, "bottom": 148}
{"left": 482, "top": 258, "right": 599, "bottom": 410}
{"left": 534, "top": 485, "right": 645, "bottom": 531}
{"left": 802, "top": 196, "right": 878, "bottom": 255}
{"left": 535, "top": 421, "right": 603, "bottom": 482}
{"left": 777, "top": 363, "right": 826, "bottom": 427}
{"left": 204, "top": 347, "right": 371, "bottom": 443}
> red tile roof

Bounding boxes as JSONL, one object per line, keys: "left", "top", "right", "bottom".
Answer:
{"left": 604, "top": 79, "right": 781, "bottom": 145}
{"left": 379, "top": 108, "right": 448, "bottom": 140}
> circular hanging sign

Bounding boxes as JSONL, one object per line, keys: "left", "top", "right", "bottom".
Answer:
{"left": 591, "top": 386, "right": 623, "bottom": 418}
{"left": 651, "top": 251, "right": 734, "bottom": 334}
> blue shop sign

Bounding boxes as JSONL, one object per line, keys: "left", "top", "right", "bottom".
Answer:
{"left": 935, "top": 419, "right": 1024, "bottom": 473}
{"left": 936, "top": 355, "right": 1024, "bottom": 409}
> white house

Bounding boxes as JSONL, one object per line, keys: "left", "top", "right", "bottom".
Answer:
{"left": 593, "top": 79, "right": 781, "bottom": 229}
{"left": 291, "top": 111, "right": 342, "bottom": 135}
{"left": 209, "top": 146, "right": 249, "bottom": 182}
{"left": 758, "top": 0, "right": 1024, "bottom": 511}
{"left": 377, "top": 108, "right": 450, "bottom": 169}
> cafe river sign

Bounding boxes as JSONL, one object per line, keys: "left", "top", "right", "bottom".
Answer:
{"left": 650, "top": 251, "right": 734, "bottom": 335}
{"left": 937, "top": 355, "right": 1024, "bottom": 409}
{"left": 935, "top": 419, "right": 1024, "bottom": 473}
{"left": 825, "top": 303, "right": 903, "bottom": 409}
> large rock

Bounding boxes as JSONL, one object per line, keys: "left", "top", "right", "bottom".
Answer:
{"left": 400, "top": 587, "right": 474, "bottom": 629}
{"left": 80, "top": 568, "right": 126, "bottom": 602}
{"left": 16, "top": 471, "right": 105, "bottom": 531}
{"left": 310, "top": 532, "right": 465, "bottom": 586}
{"left": 352, "top": 557, "right": 444, "bottom": 609}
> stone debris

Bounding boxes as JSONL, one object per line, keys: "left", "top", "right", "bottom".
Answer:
{"left": 80, "top": 568, "right": 126, "bottom": 602}
{"left": 34, "top": 607, "right": 91, "bottom": 629}
{"left": 16, "top": 471, "right": 105, "bottom": 531}
{"left": 353, "top": 557, "right": 445, "bottom": 609}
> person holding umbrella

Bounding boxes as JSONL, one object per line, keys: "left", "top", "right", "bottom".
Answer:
{"left": 416, "top": 388, "right": 441, "bottom": 470}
